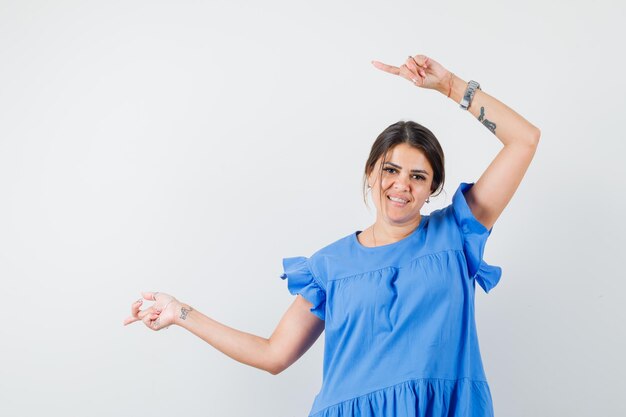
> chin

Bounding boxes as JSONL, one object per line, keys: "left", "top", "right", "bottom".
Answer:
{"left": 385, "top": 212, "right": 418, "bottom": 224}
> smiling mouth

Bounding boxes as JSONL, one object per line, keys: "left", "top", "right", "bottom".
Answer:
{"left": 387, "top": 195, "right": 408, "bottom": 205}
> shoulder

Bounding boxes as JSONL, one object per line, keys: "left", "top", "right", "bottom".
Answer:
{"left": 312, "top": 232, "right": 353, "bottom": 257}
{"left": 419, "top": 183, "right": 476, "bottom": 249}
{"left": 307, "top": 232, "right": 354, "bottom": 286}
{"left": 425, "top": 204, "right": 456, "bottom": 234}
{"left": 309, "top": 232, "right": 353, "bottom": 265}
{"left": 426, "top": 182, "right": 476, "bottom": 231}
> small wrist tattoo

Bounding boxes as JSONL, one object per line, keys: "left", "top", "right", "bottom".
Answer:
{"left": 180, "top": 306, "right": 193, "bottom": 320}
{"left": 478, "top": 106, "right": 497, "bottom": 134}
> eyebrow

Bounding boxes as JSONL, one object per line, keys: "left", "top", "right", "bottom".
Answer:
{"left": 383, "top": 162, "right": 429, "bottom": 175}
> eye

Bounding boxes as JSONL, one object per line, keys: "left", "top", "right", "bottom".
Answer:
{"left": 384, "top": 168, "right": 425, "bottom": 180}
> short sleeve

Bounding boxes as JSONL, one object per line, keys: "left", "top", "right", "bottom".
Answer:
{"left": 280, "top": 256, "right": 326, "bottom": 321}
{"left": 451, "top": 182, "right": 503, "bottom": 294}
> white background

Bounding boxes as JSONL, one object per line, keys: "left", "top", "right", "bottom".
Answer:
{"left": 1, "top": 1, "right": 624, "bottom": 416}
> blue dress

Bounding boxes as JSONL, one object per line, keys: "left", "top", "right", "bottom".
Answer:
{"left": 280, "top": 182, "right": 502, "bottom": 417}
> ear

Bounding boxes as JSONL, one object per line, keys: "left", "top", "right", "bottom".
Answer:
{"left": 367, "top": 170, "right": 376, "bottom": 188}
{"left": 367, "top": 160, "right": 381, "bottom": 187}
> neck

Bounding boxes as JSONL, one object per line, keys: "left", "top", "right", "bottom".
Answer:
{"left": 372, "top": 214, "right": 422, "bottom": 245}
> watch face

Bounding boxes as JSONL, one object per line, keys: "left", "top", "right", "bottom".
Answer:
{"left": 460, "top": 81, "right": 480, "bottom": 109}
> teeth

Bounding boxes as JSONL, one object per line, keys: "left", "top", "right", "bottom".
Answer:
{"left": 389, "top": 196, "right": 408, "bottom": 203}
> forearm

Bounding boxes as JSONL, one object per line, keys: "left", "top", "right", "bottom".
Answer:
{"left": 173, "top": 301, "right": 278, "bottom": 375}
{"left": 442, "top": 73, "right": 540, "bottom": 146}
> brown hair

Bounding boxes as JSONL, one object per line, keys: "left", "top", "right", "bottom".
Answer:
{"left": 362, "top": 120, "right": 445, "bottom": 208}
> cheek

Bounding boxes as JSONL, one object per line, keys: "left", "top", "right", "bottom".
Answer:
{"left": 379, "top": 176, "right": 393, "bottom": 188}
{"left": 371, "top": 188, "right": 387, "bottom": 207}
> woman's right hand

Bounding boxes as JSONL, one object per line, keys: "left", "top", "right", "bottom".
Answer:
{"left": 123, "top": 291, "right": 179, "bottom": 331}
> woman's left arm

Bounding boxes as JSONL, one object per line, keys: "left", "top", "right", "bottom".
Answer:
{"left": 373, "top": 55, "right": 541, "bottom": 230}
{"left": 445, "top": 73, "right": 541, "bottom": 230}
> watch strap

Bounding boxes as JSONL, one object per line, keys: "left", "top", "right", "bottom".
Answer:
{"left": 460, "top": 80, "right": 481, "bottom": 110}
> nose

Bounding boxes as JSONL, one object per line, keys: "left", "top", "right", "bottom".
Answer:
{"left": 393, "top": 174, "right": 410, "bottom": 190}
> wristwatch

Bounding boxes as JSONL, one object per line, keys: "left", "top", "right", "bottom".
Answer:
{"left": 459, "top": 80, "right": 481, "bottom": 110}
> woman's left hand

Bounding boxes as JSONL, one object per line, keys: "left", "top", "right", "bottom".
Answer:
{"left": 372, "top": 54, "right": 453, "bottom": 94}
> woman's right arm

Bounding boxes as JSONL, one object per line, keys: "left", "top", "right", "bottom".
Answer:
{"left": 173, "top": 295, "right": 324, "bottom": 375}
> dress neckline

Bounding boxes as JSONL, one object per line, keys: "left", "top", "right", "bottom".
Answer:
{"left": 353, "top": 215, "right": 428, "bottom": 251}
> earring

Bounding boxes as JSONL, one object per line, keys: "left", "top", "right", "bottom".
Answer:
{"left": 425, "top": 197, "right": 430, "bottom": 204}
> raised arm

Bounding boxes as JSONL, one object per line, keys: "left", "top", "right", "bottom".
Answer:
{"left": 443, "top": 73, "right": 540, "bottom": 230}
{"left": 372, "top": 54, "right": 541, "bottom": 230}
{"left": 124, "top": 291, "right": 324, "bottom": 375}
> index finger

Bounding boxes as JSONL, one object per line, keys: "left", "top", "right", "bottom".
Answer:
{"left": 123, "top": 315, "right": 140, "bottom": 326}
{"left": 371, "top": 60, "right": 400, "bottom": 76}
{"left": 123, "top": 298, "right": 144, "bottom": 326}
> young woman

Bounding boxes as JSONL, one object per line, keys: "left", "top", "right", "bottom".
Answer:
{"left": 124, "top": 53, "right": 540, "bottom": 417}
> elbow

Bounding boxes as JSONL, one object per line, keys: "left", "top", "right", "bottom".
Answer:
{"left": 529, "top": 127, "right": 541, "bottom": 147}
{"left": 266, "top": 341, "right": 285, "bottom": 375}
{"left": 267, "top": 359, "right": 286, "bottom": 375}
{"left": 268, "top": 364, "right": 283, "bottom": 376}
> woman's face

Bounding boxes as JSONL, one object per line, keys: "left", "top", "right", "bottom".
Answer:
{"left": 367, "top": 143, "right": 434, "bottom": 225}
